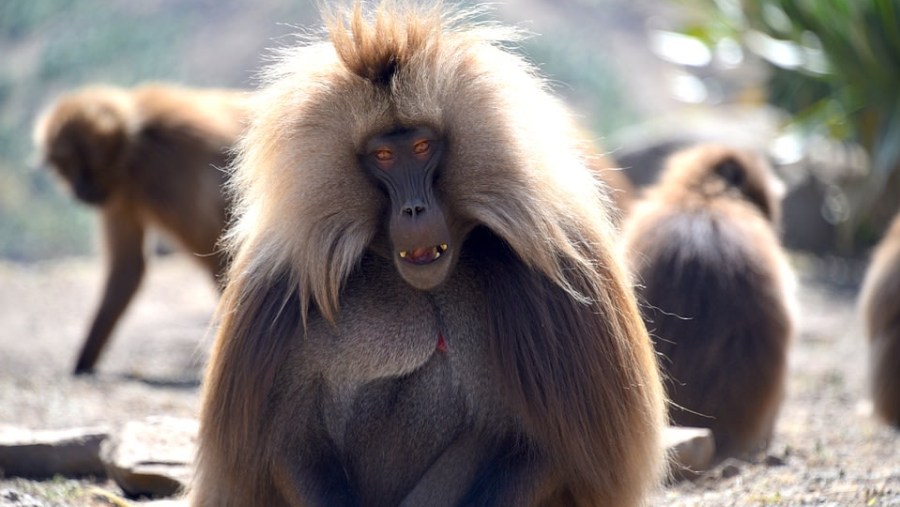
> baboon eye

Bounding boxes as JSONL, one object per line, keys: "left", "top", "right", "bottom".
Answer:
{"left": 374, "top": 148, "right": 394, "bottom": 162}
{"left": 412, "top": 140, "right": 430, "bottom": 155}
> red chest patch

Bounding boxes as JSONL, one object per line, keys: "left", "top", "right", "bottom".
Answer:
{"left": 436, "top": 332, "right": 448, "bottom": 353}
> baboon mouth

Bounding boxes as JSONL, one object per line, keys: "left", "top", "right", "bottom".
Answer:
{"left": 399, "top": 244, "right": 448, "bottom": 265}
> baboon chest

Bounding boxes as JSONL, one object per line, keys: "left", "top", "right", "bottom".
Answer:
{"left": 324, "top": 354, "right": 469, "bottom": 501}
{"left": 307, "top": 255, "right": 494, "bottom": 501}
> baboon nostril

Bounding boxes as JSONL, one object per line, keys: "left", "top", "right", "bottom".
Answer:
{"left": 402, "top": 202, "right": 427, "bottom": 217}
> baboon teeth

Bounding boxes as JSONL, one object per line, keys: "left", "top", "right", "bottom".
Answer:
{"left": 399, "top": 244, "right": 447, "bottom": 265}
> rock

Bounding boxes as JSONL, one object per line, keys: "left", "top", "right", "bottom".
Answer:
{"left": 100, "top": 416, "right": 197, "bottom": 499}
{"left": 0, "top": 425, "right": 108, "bottom": 478}
{"left": 663, "top": 426, "right": 716, "bottom": 480}
{"left": 764, "top": 454, "right": 786, "bottom": 467}
{"left": 780, "top": 176, "right": 839, "bottom": 253}
{"left": 614, "top": 137, "right": 690, "bottom": 187}
{"left": 720, "top": 461, "right": 742, "bottom": 479}
{"left": 0, "top": 488, "right": 44, "bottom": 507}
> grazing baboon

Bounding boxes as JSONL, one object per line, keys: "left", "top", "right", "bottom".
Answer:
{"left": 622, "top": 144, "right": 795, "bottom": 459}
{"left": 859, "top": 212, "right": 900, "bottom": 426}
{"left": 34, "top": 83, "right": 251, "bottom": 374}
{"left": 192, "top": 4, "right": 666, "bottom": 506}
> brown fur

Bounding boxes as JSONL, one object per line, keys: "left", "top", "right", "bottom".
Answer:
{"left": 591, "top": 154, "right": 634, "bottom": 218}
{"left": 576, "top": 131, "right": 634, "bottom": 219}
{"left": 621, "top": 144, "right": 795, "bottom": 460}
{"left": 33, "top": 83, "right": 252, "bottom": 374}
{"left": 859, "top": 212, "right": 900, "bottom": 426}
{"left": 192, "top": 3, "right": 666, "bottom": 506}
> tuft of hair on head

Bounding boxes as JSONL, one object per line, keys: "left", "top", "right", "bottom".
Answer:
{"left": 32, "top": 86, "right": 135, "bottom": 165}
{"left": 713, "top": 155, "right": 746, "bottom": 187}
{"left": 660, "top": 144, "right": 783, "bottom": 223}
{"left": 324, "top": 1, "right": 453, "bottom": 86}
{"left": 322, "top": 0, "right": 500, "bottom": 87}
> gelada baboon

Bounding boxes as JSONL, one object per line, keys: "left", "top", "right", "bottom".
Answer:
{"left": 859, "top": 212, "right": 900, "bottom": 426}
{"left": 621, "top": 144, "right": 795, "bottom": 459}
{"left": 192, "top": 4, "right": 666, "bottom": 506}
{"left": 33, "top": 83, "right": 251, "bottom": 374}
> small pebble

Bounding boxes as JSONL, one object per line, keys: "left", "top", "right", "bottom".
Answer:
{"left": 721, "top": 464, "right": 742, "bottom": 479}
{"left": 764, "top": 454, "right": 786, "bottom": 467}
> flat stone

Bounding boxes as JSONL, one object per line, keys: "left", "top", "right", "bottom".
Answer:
{"left": 663, "top": 426, "right": 716, "bottom": 480}
{"left": 100, "top": 416, "right": 197, "bottom": 499}
{"left": 0, "top": 425, "right": 108, "bottom": 478}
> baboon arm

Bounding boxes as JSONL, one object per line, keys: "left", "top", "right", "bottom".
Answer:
{"left": 457, "top": 450, "right": 559, "bottom": 507}
{"left": 271, "top": 453, "right": 358, "bottom": 507}
{"left": 399, "top": 432, "right": 484, "bottom": 507}
{"left": 74, "top": 209, "right": 146, "bottom": 374}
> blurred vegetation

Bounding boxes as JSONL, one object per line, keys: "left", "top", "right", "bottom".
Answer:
{"left": 524, "top": 37, "right": 640, "bottom": 139}
{"left": 680, "top": 0, "right": 900, "bottom": 251}
{"left": 0, "top": 1, "right": 637, "bottom": 262}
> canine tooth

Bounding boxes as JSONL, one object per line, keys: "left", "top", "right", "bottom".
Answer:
{"left": 399, "top": 251, "right": 407, "bottom": 258}
{"left": 434, "top": 250, "right": 441, "bottom": 259}
{"left": 439, "top": 244, "right": 448, "bottom": 251}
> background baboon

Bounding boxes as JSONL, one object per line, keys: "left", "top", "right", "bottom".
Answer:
{"left": 622, "top": 144, "right": 795, "bottom": 460}
{"left": 859, "top": 212, "right": 900, "bottom": 426}
{"left": 34, "top": 83, "right": 251, "bottom": 374}
{"left": 192, "top": 4, "right": 665, "bottom": 506}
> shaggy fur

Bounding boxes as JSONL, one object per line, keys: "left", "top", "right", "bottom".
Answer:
{"left": 859, "top": 212, "right": 900, "bottom": 426}
{"left": 193, "top": 3, "right": 666, "bottom": 506}
{"left": 622, "top": 144, "right": 795, "bottom": 460}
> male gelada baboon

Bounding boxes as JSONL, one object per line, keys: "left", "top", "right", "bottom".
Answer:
{"left": 859, "top": 212, "right": 900, "bottom": 426}
{"left": 622, "top": 144, "right": 795, "bottom": 459}
{"left": 34, "top": 84, "right": 251, "bottom": 374}
{"left": 192, "top": 4, "right": 666, "bottom": 506}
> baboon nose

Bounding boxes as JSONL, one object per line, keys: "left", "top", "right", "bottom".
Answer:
{"left": 401, "top": 201, "right": 427, "bottom": 218}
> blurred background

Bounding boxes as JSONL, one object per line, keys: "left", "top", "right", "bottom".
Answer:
{"left": 1, "top": 1, "right": 898, "bottom": 504}
{"left": 2, "top": 0, "right": 896, "bottom": 263}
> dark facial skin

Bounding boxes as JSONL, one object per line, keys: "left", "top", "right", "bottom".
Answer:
{"left": 362, "top": 126, "right": 455, "bottom": 290}
{"left": 48, "top": 124, "right": 123, "bottom": 206}
{"left": 49, "top": 149, "right": 109, "bottom": 205}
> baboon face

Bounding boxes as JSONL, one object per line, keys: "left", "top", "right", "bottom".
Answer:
{"left": 45, "top": 111, "right": 126, "bottom": 205}
{"left": 360, "top": 125, "right": 457, "bottom": 290}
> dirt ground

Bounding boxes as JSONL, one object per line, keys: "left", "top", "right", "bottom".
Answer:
{"left": 0, "top": 253, "right": 898, "bottom": 506}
